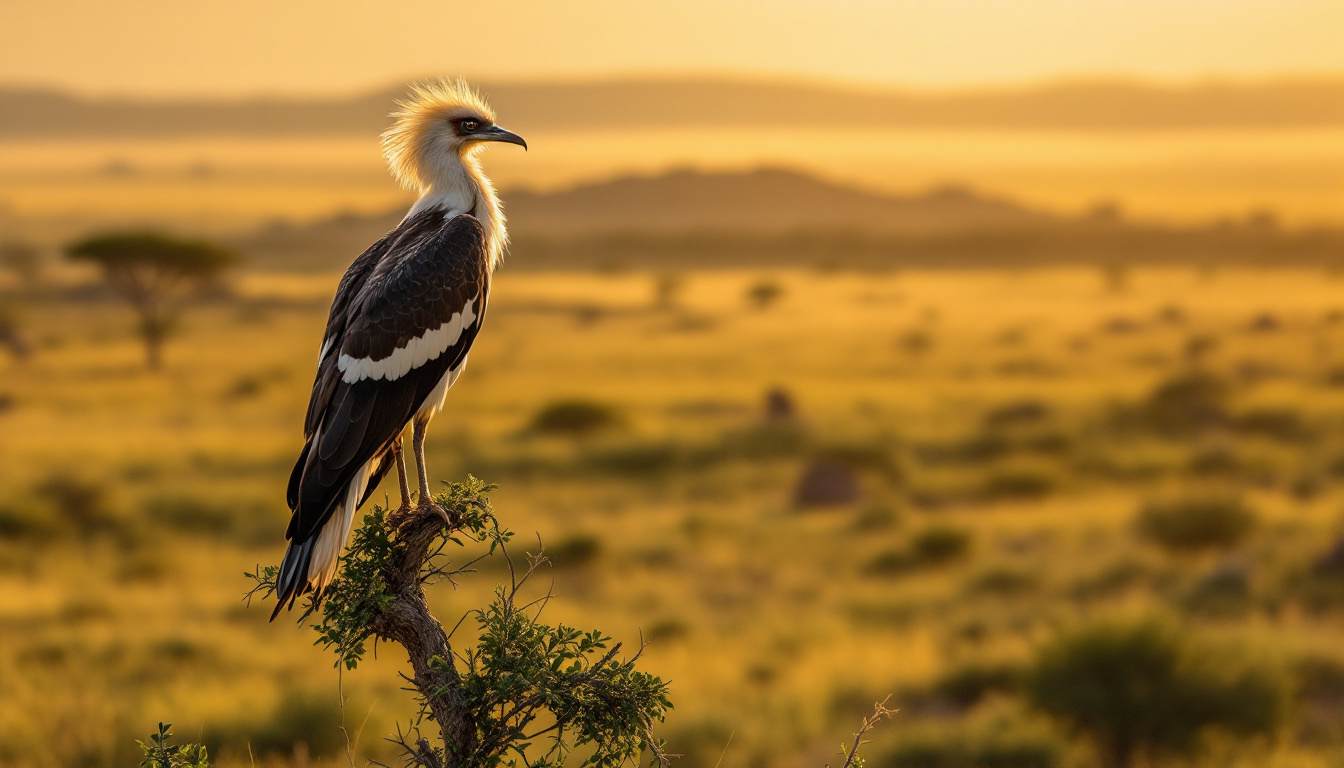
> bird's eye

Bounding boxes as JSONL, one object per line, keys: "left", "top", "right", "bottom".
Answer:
{"left": 460, "top": 119, "right": 479, "bottom": 132}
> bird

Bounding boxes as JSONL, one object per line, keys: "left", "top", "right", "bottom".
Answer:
{"left": 271, "top": 79, "right": 526, "bottom": 619}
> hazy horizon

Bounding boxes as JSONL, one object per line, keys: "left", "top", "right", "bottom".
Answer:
{"left": 4, "top": 0, "right": 1343, "bottom": 98}
{"left": 5, "top": 70, "right": 1344, "bottom": 102}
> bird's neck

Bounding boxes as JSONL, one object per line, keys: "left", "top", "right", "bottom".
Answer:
{"left": 405, "top": 149, "right": 506, "bottom": 272}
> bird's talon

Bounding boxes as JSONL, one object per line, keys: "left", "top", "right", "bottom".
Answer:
{"left": 416, "top": 500, "right": 454, "bottom": 528}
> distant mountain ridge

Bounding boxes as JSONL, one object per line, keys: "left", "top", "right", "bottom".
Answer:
{"left": 235, "top": 168, "right": 1344, "bottom": 272}
{"left": 4, "top": 77, "right": 1343, "bottom": 138}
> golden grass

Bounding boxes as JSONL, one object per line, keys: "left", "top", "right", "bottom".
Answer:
{"left": 4, "top": 266, "right": 1344, "bottom": 766}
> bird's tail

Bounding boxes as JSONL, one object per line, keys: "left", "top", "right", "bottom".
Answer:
{"left": 270, "top": 460, "right": 374, "bottom": 621}
{"left": 271, "top": 537, "right": 316, "bottom": 620}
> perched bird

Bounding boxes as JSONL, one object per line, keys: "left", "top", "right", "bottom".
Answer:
{"left": 272, "top": 80, "right": 526, "bottom": 619}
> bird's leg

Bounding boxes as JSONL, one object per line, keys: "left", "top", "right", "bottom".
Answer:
{"left": 412, "top": 418, "right": 442, "bottom": 515}
{"left": 392, "top": 439, "right": 411, "bottom": 511}
{"left": 385, "top": 439, "right": 414, "bottom": 531}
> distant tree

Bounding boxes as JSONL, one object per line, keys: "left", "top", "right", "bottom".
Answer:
{"left": 67, "top": 232, "right": 239, "bottom": 369}
{"left": 0, "top": 240, "right": 42, "bottom": 285}
{"left": 746, "top": 278, "right": 784, "bottom": 309}
{"left": 1027, "top": 619, "right": 1284, "bottom": 768}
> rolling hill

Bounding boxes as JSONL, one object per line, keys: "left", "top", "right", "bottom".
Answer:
{"left": 503, "top": 169, "right": 1053, "bottom": 236}
{"left": 3, "top": 77, "right": 1343, "bottom": 139}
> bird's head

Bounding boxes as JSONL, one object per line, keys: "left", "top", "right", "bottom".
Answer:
{"left": 381, "top": 78, "right": 526, "bottom": 192}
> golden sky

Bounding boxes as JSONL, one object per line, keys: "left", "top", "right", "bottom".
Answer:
{"left": 1, "top": 0, "right": 1342, "bottom": 97}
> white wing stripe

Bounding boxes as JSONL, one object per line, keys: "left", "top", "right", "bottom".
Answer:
{"left": 337, "top": 294, "right": 478, "bottom": 383}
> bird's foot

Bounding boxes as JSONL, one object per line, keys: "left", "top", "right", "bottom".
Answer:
{"left": 416, "top": 496, "right": 456, "bottom": 529}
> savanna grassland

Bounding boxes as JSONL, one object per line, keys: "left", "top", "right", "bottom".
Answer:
{"left": 3, "top": 124, "right": 1342, "bottom": 238}
{"left": 7, "top": 264, "right": 1344, "bottom": 767}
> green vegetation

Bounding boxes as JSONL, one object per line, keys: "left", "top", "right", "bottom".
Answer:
{"left": 745, "top": 279, "right": 784, "bottom": 309}
{"left": 1027, "top": 619, "right": 1284, "bottom": 768}
{"left": 1136, "top": 495, "right": 1258, "bottom": 552}
{"left": 137, "top": 724, "right": 210, "bottom": 768}
{"left": 246, "top": 479, "right": 671, "bottom": 767}
{"left": 528, "top": 400, "right": 624, "bottom": 437}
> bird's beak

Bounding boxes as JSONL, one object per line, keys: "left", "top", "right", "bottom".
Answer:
{"left": 474, "top": 125, "right": 527, "bottom": 150}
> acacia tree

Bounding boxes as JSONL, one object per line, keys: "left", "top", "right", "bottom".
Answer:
{"left": 67, "top": 232, "right": 239, "bottom": 369}
{"left": 1027, "top": 619, "right": 1284, "bottom": 768}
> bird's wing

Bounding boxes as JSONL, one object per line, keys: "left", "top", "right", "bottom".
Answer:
{"left": 286, "top": 212, "right": 490, "bottom": 544}
{"left": 302, "top": 233, "right": 396, "bottom": 440}
{"left": 285, "top": 232, "right": 393, "bottom": 511}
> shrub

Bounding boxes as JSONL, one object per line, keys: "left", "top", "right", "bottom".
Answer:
{"left": 929, "top": 661, "right": 1026, "bottom": 709}
{"left": 644, "top": 618, "right": 689, "bottom": 643}
{"left": 1233, "top": 407, "right": 1312, "bottom": 442}
{"left": 911, "top": 526, "right": 972, "bottom": 564}
{"left": 883, "top": 721, "right": 1062, "bottom": 768}
{"left": 1136, "top": 495, "right": 1257, "bottom": 552}
{"left": 852, "top": 502, "right": 901, "bottom": 531}
{"left": 913, "top": 433, "right": 1009, "bottom": 465}
{"left": 1181, "top": 561, "right": 1253, "bottom": 618}
{"left": 35, "top": 474, "right": 120, "bottom": 533}
{"left": 0, "top": 504, "right": 54, "bottom": 540}
{"left": 966, "top": 567, "right": 1040, "bottom": 597}
{"left": 1027, "top": 619, "right": 1285, "bottom": 768}
{"left": 983, "top": 400, "right": 1052, "bottom": 428}
{"left": 764, "top": 386, "right": 796, "bottom": 419}
{"left": 138, "top": 724, "right": 210, "bottom": 768}
{"left": 980, "top": 465, "right": 1058, "bottom": 500}
{"left": 865, "top": 526, "right": 972, "bottom": 577}
{"left": 898, "top": 329, "right": 934, "bottom": 355}
{"left": 548, "top": 534, "right": 603, "bottom": 567}
{"left": 222, "top": 374, "right": 266, "bottom": 400}
{"left": 745, "top": 278, "right": 784, "bottom": 308}
{"left": 528, "top": 399, "right": 622, "bottom": 436}
{"left": 865, "top": 549, "right": 919, "bottom": 577}
{"left": 1143, "top": 371, "right": 1231, "bottom": 434}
